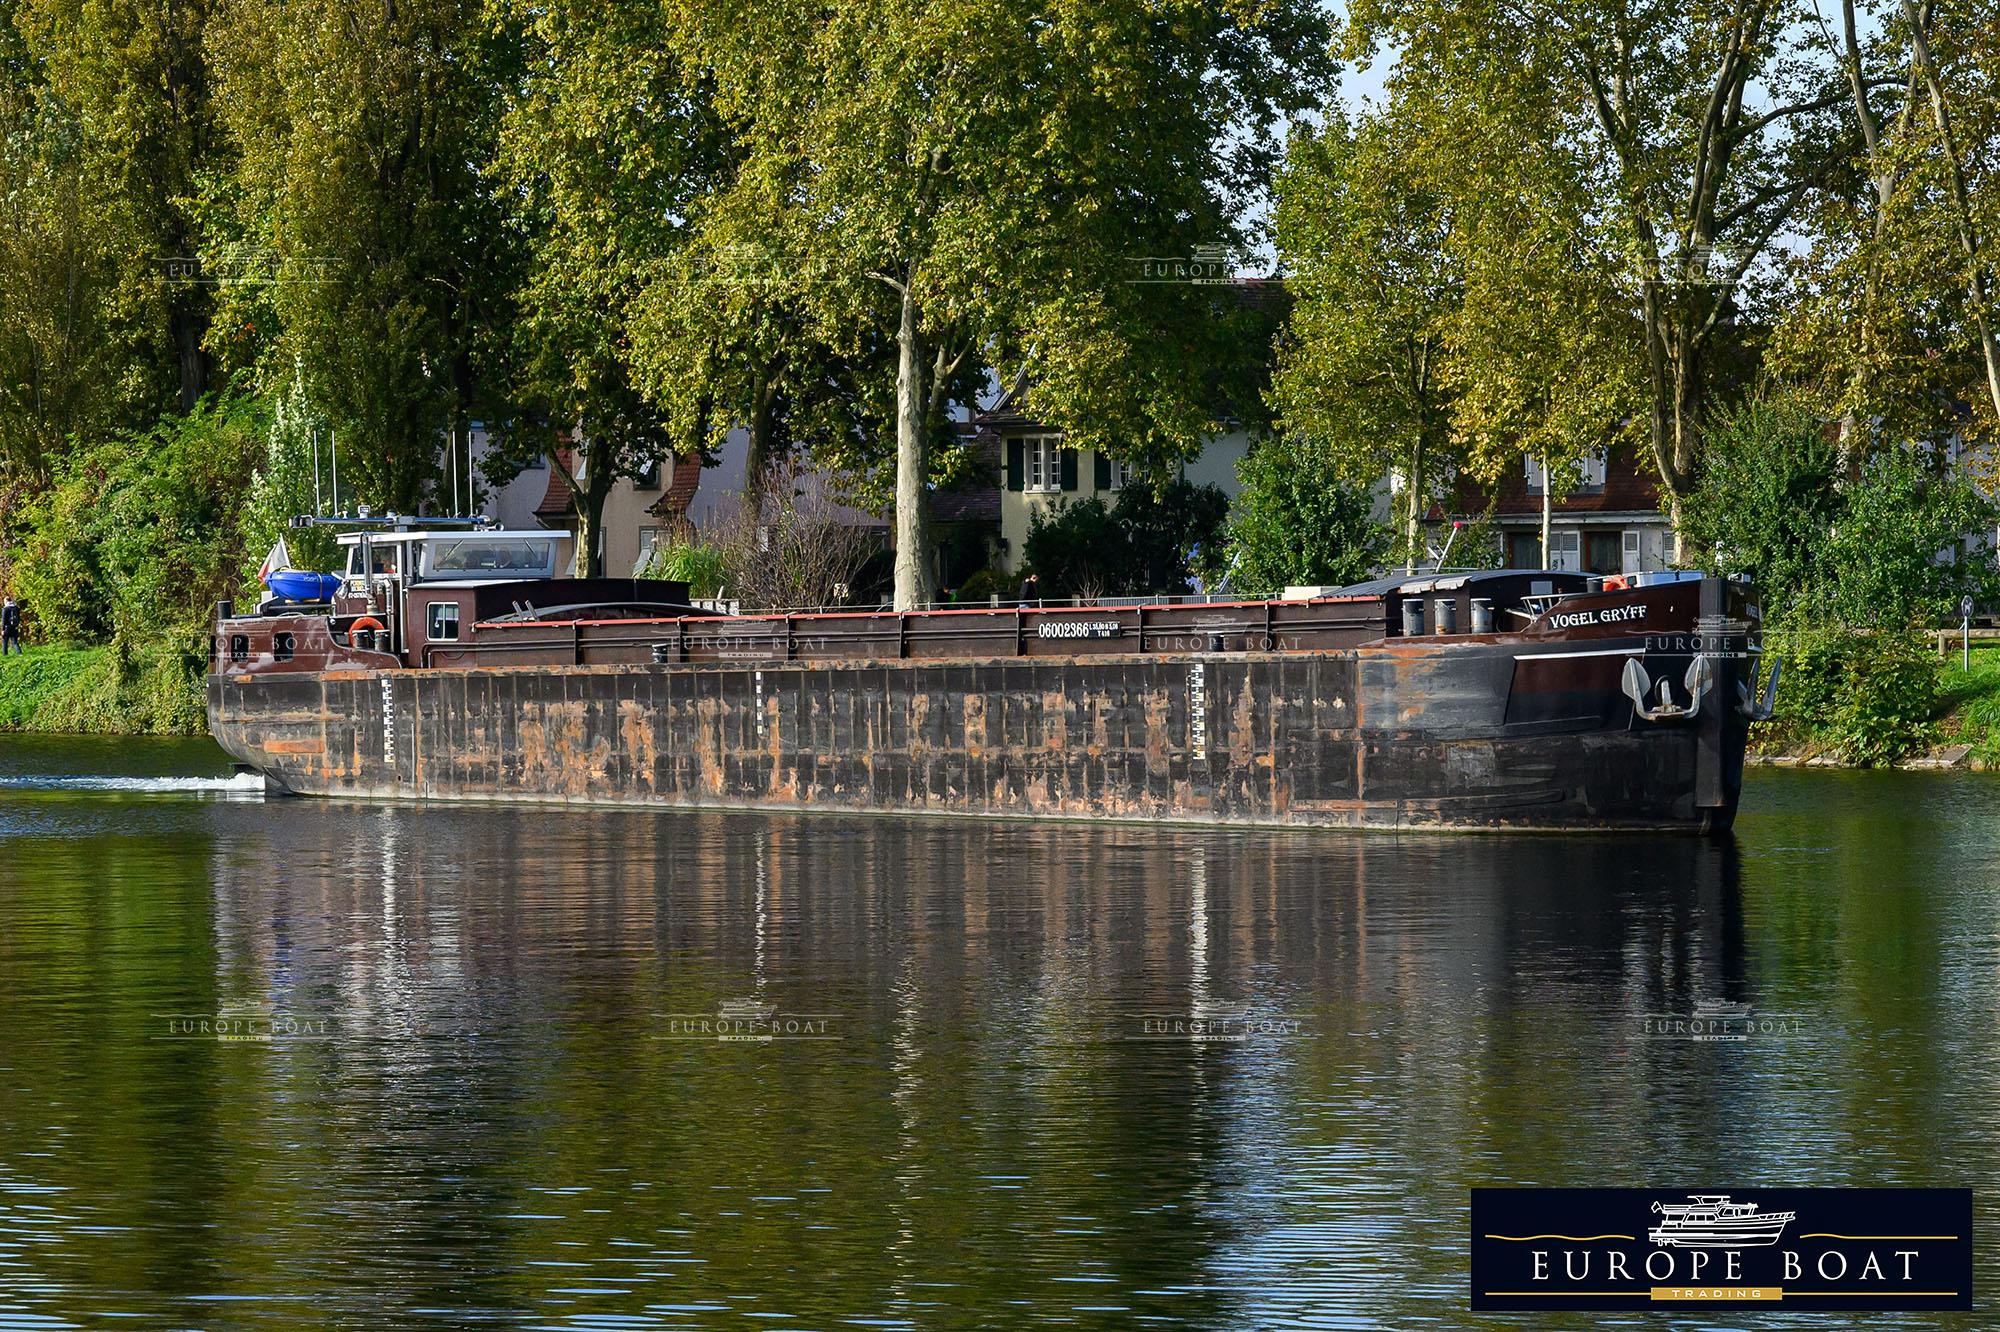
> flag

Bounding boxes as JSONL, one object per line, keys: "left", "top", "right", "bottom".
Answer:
{"left": 258, "top": 537, "right": 292, "bottom": 587}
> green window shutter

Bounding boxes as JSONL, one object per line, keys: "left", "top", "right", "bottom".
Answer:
{"left": 1006, "top": 439, "right": 1024, "bottom": 492}
{"left": 1093, "top": 451, "right": 1112, "bottom": 490}
{"left": 1060, "top": 448, "right": 1078, "bottom": 491}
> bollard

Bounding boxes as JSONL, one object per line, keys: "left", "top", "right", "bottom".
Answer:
{"left": 1435, "top": 598, "right": 1458, "bottom": 634}
{"left": 1471, "top": 598, "right": 1494, "bottom": 634}
{"left": 1401, "top": 599, "right": 1426, "bottom": 636}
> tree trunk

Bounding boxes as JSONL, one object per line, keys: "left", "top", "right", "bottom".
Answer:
{"left": 1901, "top": 0, "right": 2000, "bottom": 424}
{"left": 1640, "top": 281, "right": 1700, "bottom": 565}
{"left": 1540, "top": 456, "right": 1552, "bottom": 567}
{"left": 578, "top": 465, "right": 613, "bottom": 579}
{"left": 891, "top": 284, "right": 934, "bottom": 610}
{"left": 552, "top": 440, "right": 611, "bottom": 579}
{"left": 171, "top": 303, "right": 207, "bottom": 414}
{"left": 1402, "top": 434, "right": 1423, "bottom": 575}
{"left": 743, "top": 366, "right": 778, "bottom": 510}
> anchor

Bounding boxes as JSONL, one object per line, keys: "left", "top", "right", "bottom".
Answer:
{"left": 1736, "top": 657, "right": 1781, "bottom": 721}
{"left": 1622, "top": 654, "right": 1714, "bottom": 722}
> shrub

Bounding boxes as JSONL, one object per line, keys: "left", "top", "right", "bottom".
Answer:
{"left": 1684, "top": 391, "right": 1997, "bottom": 625}
{"left": 1221, "top": 434, "right": 1388, "bottom": 596}
{"left": 638, "top": 538, "right": 730, "bottom": 598}
{"left": 1767, "top": 623, "right": 1939, "bottom": 766}
{"left": 5, "top": 393, "right": 267, "bottom": 730}
{"left": 1024, "top": 479, "right": 1228, "bottom": 598}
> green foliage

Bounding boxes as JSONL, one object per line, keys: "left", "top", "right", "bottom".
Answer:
{"left": 0, "top": 643, "right": 205, "bottom": 734}
{"left": 637, "top": 539, "right": 730, "bottom": 600}
{"left": 1222, "top": 434, "right": 1388, "bottom": 596}
{"left": 237, "top": 372, "right": 340, "bottom": 588}
{"left": 1024, "top": 480, "right": 1228, "bottom": 599}
{"left": 951, "top": 568, "right": 1020, "bottom": 604}
{"left": 6, "top": 394, "right": 266, "bottom": 727}
{"left": 1684, "top": 392, "right": 1998, "bottom": 628}
{"left": 209, "top": 0, "right": 511, "bottom": 513}
{"left": 1767, "top": 624, "right": 1941, "bottom": 767}
{"left": 1937, "top": 645, "right": 2000, "bottom": 766}
{"left": 1271, "top": 109, "right": 1458, "bottom": 557}
{"left": 666, "top": 0, "right": 1330, "bottom": 604}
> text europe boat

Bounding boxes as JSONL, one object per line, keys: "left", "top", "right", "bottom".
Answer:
{"left": 208, "top": 517, "right": 1777, "bottom": 833}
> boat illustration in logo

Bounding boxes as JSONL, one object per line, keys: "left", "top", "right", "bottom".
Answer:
{"left": 1650, "top": 1195, "right": 1797, "bottom": 1248}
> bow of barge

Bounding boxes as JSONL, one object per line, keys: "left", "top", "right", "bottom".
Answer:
{"left": 207, "top": 530, "right": 1770, "bottom": 833}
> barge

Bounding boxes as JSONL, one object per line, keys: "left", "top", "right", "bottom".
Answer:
{"left": 207, "top": 522, "right": 1775, "bottom": 832}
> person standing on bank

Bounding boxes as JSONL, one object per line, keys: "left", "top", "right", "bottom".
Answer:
{"left": 1, "top": 596, "right": 22, "bottom": 654}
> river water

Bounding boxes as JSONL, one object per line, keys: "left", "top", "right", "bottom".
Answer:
{"left": 1, "top": 735, "right": 1997, "bottom": 1330}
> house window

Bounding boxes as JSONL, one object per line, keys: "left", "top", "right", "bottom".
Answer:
{"left": 1584, "top": 531, "right": 1622, "bottom": 574}
{"left": 1508, "top": 533, "right": 1542, "bottom": 568}
{"left": 633, "top": 457, "right": 662, "bottom": 491}
{"left": 427, "top": 602, "right": 460, "bottom": 641}
{"left": 636, "top": 525, "right": 668, "bottom": 573}
{"left": 1026, "top": 436, "right": 1062, "bottom": 493}
{"left": 1526, "top": 451, "right": 1608, "bottom": 495}
{"left": 1549, "top": 530, "right": 1581, "bottom": 572}
{"left": 1109, "top": 458, "right": 1131, "bottom": 490}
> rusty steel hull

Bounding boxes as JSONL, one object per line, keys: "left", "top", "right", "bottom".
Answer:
{"left": 206, "top": 640, "right": 1749, "bottom": 833}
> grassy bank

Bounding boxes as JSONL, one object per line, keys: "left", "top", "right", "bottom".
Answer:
{"left": 0, "top": 643, "right": 207, "bottom": 735}
{"left": 1934, "top": 643, "right": 2000, "bottom": 766}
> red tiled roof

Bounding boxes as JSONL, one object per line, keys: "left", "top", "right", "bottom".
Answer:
{"left": 535, "top": 448, "right": 576, "bottom": 520}
{"left": 1446, "top": 446, "right": 1662, "bottom": 518}
{"left": 648, "top": 453, "right": 703, "bottom": 519}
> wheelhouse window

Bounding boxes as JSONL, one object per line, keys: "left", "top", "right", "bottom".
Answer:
{"left": 423, "top": 538, "right": 555, "bottom": 576}
{"left": 427, "top": 602, "right": 461, "bottom": 641}
{"left": 344, "top": 545, "right": 400, "bottom": 577}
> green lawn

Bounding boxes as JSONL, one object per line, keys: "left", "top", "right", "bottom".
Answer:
{"left": 1933, "top": 642, "right": 2000, "bottom": 764}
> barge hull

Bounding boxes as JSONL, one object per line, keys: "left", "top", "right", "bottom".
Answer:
{"left": 207, "top": 647, "right": 1745, "bottom": 833}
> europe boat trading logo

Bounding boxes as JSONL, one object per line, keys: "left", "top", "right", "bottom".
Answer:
{"left": 1470, "top": 1188, "right": 1972, "bottom": 1310}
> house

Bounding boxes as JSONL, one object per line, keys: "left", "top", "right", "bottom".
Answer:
{"left": 972, "top": 404, "right": 1258, "bottom": 574}
{"left": 1439, "top": 446, "right": 1674, "bottom": 575}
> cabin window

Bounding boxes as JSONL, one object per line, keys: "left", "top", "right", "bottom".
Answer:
{"left": 273, "top": 632, "right": 295, "bottom": 662}
{"left": 427, "top": 602, "right": 461, "bottom": 641}
{"left": 345, "top": 545, "right": 399, "bottom": 576}
{"left": 425, "top": 538, "right": 553, "bottom": 575}
{"left": 229, "top": 634, "right": 249, "bottom": 664}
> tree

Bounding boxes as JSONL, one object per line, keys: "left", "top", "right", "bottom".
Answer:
{"left": 1773, "top": 0, "right": 2000, "bottom": 453}
{"left": 1681, "top": 390, "right": 1994, "bottom": 626}
{"left": 0, "top": 4, "right": 118, "bottom": 482}
{"left": 1221, "top": 434, "right": 1388, "bottom": 597}
{"left": 1271, "top": 109, "right": 1460, "bottom": 573}
{"left": 18, "top": 0, "right": 223, "bottom": 416}
{"left": 669, "top": 0, "right": 1330, "bottom": 608}
{"left": 483, "top": 0, "right": 723, "bottom": 576}
{"left": 1347, "top": 0, "right": 1858, "bottom": 547}
{"left": 1023, "top": 480, "right": 1228, "bottom": 599}
{"left": 210, "top": 0, "right": 513, "bottom": 513}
